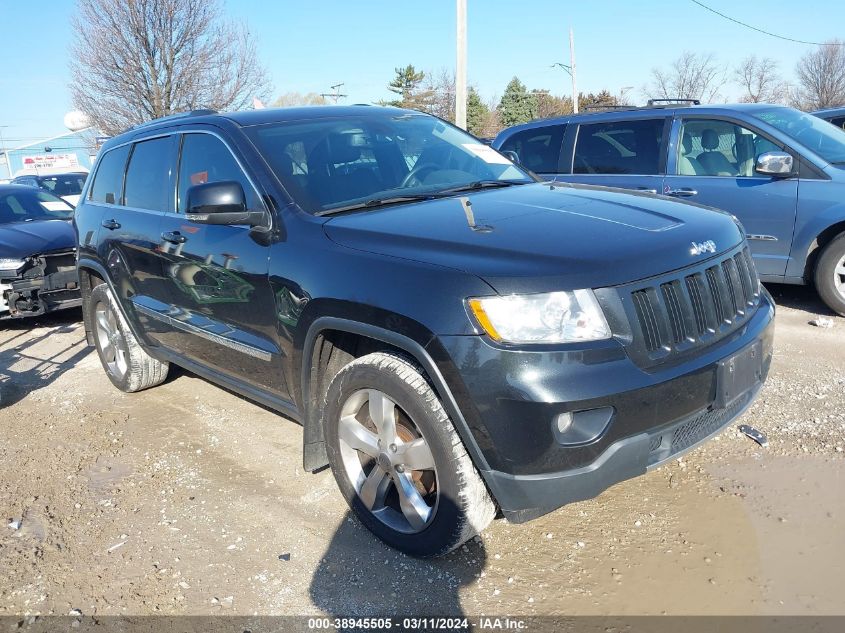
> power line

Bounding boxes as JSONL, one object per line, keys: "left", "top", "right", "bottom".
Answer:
{"left": 689, "top": 0, "right": 831, "bottom": 46}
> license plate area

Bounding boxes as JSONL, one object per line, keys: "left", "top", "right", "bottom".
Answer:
{"left": 715, "top": 340, "right": 763, "bottom": 408}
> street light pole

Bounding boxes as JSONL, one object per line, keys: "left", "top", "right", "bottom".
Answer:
{"left": 569, "top": 28, "right": 578, "bottom": 114}
{"left": 0, "top": 126, "right": 11, "bottom": 178}
{"left": 455, "top": 0, "right": 467, "bottom": 129}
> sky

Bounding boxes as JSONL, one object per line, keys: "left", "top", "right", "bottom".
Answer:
{"left": 0, "top": 0, "right": 842, "bottom": 144}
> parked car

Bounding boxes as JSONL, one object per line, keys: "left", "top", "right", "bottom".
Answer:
{"left": 74, "top": 106, "right": 773, "bottom": 557}
{"left": 813, "top": 106, "right": 845, "bottom": 129}
{"left": 0, "top": 184, "right": 80, "bottom": 319}
{"left": 494, "top": 103, "right": 845, "bottom": 315}
{"left": 11, "top": 171, "right": 88, "bottom": 206}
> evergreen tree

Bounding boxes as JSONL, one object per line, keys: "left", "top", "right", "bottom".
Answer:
{"left": 386, "top": 64, "right": 432, "bottom": 110}
{"left": 466, "top": 87, "right": 489, "bottom": 137}
{"left": 498, "top": 77, "right": 537, "bottom": 127}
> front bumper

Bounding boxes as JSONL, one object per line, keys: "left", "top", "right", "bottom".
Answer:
{"left": 0, "top": 252, "right": 80, "bottom": 318}
{"left": 436, "top": 290, "right": 775, "bottom": 523}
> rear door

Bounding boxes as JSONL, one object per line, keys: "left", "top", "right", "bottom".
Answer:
{"left": 561, "top": 114, "right": 669, "bottom": 194}
{"left": 664, "top": 115, "right": 799, "bottom": 278}
{"left": 155, "top": 130, "right": 283, "bottom": 394}
{"left": 93, "top": 137, "right": 179, "bottom": 346}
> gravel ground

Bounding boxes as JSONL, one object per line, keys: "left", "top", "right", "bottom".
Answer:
{"left": 0, "top": 284, "right": 842, "bottom": 617}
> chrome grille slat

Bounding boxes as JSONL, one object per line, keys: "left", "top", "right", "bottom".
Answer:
{"left": 625, "top": 245, "right": 762, "bottom": 368}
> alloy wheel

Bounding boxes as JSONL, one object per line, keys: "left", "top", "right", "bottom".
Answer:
{"left": 337, "top": 389, "right": 439, "bottom": 534}
{"left": 835, "top": 253, "right": 845, "bottom": 299}
{"left": 94, "top": 301, "right": 129, "bottom": 380}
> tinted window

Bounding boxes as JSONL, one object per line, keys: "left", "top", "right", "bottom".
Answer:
{"left": 177, "top": 134, "right": 259, "bottom": 213}
{"left": 829, "top": 116, "right": 845, "bottom": 130}
{"left": 678, "top": 119, "right": 780, "bottom": 177}
{"left": 573, "top": 119, "right": 664, "bottom": 175}
{"left": 124, "top": 137, "right": 174, "bottom": 211}
{"left": 754, "top": 107, "right": 845, "bottom": 164}
{"left": 499, "top": 125, "right": 565, "bottom": 173}
{"left": 0, "top": 190, "right": 73, "bottom": 225}
{"left": 90, "top": 145, "right": 130, "bottom": 204}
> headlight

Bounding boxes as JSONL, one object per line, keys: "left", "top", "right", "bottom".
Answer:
{"left": 467, "top": 289, "right": 611, "bottom": 344}
{"left": 0, "top": 258, "right": 26, "bottom": 271}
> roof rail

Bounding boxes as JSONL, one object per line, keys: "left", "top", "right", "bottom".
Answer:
{"left": 582, "top": 103, "right": 635, "bottom": 112}
{"left": 646, "top": 98, "right": 701, "bottom": 106}
{"left": 128, "top": 109, "right": 218, "bottom": 132}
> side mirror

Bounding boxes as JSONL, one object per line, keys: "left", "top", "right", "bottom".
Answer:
{"left": 755, "top": 151, "right": 794, "bottom": 177}
{"left": 186, "top": 181, "right": 265, "bottom": 226}
{"left": 502, "top": 150, "right": 521, "bottom": 165}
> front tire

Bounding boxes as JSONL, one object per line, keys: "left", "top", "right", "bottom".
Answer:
{"left": 814, "top": 232, "right": 845, "bottom": 316}
{"left": 88, "top": 283, "right": 169, "bottom": 392}
{"left": 323, "top": 352, "right": 496, "bottom": 558}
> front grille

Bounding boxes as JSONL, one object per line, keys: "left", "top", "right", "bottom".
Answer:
{"left": 622, "top": 246, "right": 760, "bottom": 367}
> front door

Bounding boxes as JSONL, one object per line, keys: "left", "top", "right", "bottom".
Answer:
{"left": 664, "top": 116, "right": 799, "bottom": 278}
{"left": 156, "top": 131, "right": 285, "bottom": 396}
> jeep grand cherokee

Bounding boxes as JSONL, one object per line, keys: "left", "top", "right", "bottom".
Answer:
{"left": 73, "top": 106, "right": 774, "bottom": 557}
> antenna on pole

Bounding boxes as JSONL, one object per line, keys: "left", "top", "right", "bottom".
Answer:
{"left": 320, "top": 83, "right": 348, "bottom": 104}
{"left": 455, "top": 0, "right": 467, "bottom": 129}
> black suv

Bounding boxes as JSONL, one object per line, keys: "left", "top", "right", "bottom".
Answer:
{"left": 74, "top": 106, "right": 774, "bottom": 557}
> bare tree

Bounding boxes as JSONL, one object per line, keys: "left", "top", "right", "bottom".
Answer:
{"left": 735, "top": 56, "right": 786, "bottom": 103}
{"left": 794, "top": 40, "right": 845, "bottom": 110}
{"left": 272, "top": 92, "right": 327, "bottom": 107}
{"left": 646, "top": 52, "right": 726, "bottom": 103}
{"left": 70, "top": 0, "right": 271, "bottom": 135}
{"left": 422, "top": 68, "right": 456, "bottom": 122}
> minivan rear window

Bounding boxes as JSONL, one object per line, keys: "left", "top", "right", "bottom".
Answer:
{"left": 499, "top": 124, "right": 566, "bottom": 173}
{"left": 90, "top": 145, "right": 130, "bottom": 204}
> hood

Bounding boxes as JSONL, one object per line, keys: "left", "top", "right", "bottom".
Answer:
{"left": 323, "top": 182, "right": 744, "bottom": 294}
{"left": 0, "top": 219, "right": 76, "bottom": 260}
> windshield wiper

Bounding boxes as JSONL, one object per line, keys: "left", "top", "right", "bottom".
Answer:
{"left": 431, "top": 180, "right": 529, "bottom": 196}
{"left": 315, "top": 194, "right": 438, "bottom": 217}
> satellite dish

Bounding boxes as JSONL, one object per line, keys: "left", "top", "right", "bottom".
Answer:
{"left": 64, "top": 111, "right": 91, "bottom": 131}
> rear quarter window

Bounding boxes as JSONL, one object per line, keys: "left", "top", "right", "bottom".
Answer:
{"left": 90, "top": 145, "right": 131, "bottom": 204}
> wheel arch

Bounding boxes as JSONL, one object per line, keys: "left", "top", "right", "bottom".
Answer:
{"left": 803, "top": 220, "right": 845, "bottom": 283}
{"left": 299, "top": 317, "right": 490, "bottom": 479}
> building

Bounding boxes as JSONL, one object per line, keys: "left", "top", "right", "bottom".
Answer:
{"left": 0, "top": 127, "right": 101, "bottom": 179}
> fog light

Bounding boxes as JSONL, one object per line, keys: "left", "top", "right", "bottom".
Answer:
{"left": 555, "top": 412, "right": 573, "bottom": 435}
{"left": 552, "top": 407, "right": 614, "bottom": 446}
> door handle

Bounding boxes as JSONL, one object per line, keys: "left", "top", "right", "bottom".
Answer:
{"left": 101, "top": 219, "right": 121, "bottom": 230}
{"left": 665, "top": 188, "right": 698, "bottom": 197}
{"left": 636, "top": 187, "right": 658, "bottom": 194}
{"left": 161, "top": 231, "right": 187, "bottom": 244}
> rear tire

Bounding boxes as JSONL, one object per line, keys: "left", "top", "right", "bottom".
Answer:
{"left": 323, "top": 352, "right": 496, "bottom": 558}
{"left": 814, "top": 232, "right": 845, "bottom": 316}
{"left": 88, "top": 283, "right": 169, "bottom": 392}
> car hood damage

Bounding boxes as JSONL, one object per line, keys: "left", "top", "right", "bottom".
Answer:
{"left": 0, "top": 219, "right": 76, "bottom": 260}
{"left": 322, "top": 182, "right": 745, "bottom": 294}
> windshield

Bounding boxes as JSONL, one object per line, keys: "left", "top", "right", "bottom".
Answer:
{"left": 753, "top": 107, "right": 845, "bottom": 164}
{"left": 245, "top": 112, "right": 532, "bottom": 214}
{"left": 0, "top": 189, "right": 74, "bottom": 225}
{"left": 39, "top": 174, "right": 86, "bottom": 197}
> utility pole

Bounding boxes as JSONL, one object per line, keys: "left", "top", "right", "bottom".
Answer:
{"left": 455, "top": 0, "right": 467, "bottom": 129}
{"left": 320, "top": 83, "right": 348, "bottom": 104}
{"left": 569, "top": 28, "right": 578, "bottom": 114}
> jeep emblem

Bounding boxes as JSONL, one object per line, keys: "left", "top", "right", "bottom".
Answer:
{"left": 690, "top": 240, "right": 717, "bottom": 256}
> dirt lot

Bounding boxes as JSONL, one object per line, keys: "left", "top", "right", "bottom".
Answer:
{"left": 0, "top": 284, "right": 843, "bottom": 618}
